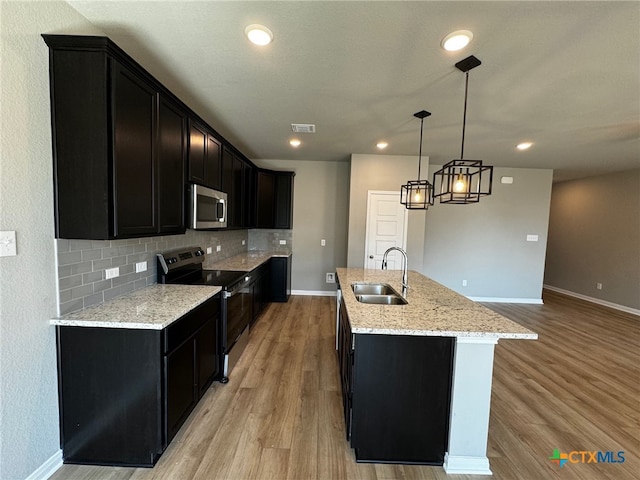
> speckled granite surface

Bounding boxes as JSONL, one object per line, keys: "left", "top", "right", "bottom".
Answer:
{"left": 207, "top": 250, "right": 292, "bottom": 271}
{"left": 336, "top": 268, "right": 537, "bottom": 340}
{"left": 51, "top": 284, "right": 221, "bottom": 330}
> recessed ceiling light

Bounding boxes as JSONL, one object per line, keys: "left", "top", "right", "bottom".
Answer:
{"left": 441, "top": 30, "right": 473, "bottom": 51}
{"left": 289, "top": 139, "right": 301, "bottom": 147}
{"left": 245, "top": 24, "right": 273, "bottom": 46}
{"left": 516, "top": 142, "right": 534, "bottom": 150}
{"left": 376, "top": 142, "right": 388, "bottom": 149}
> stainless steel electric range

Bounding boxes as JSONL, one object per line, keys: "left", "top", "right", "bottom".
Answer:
{"left": 157, "top": 247, "right": 252, "bottom": 382}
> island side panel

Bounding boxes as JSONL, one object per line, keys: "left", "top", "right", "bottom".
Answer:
{"left": 444, "top": 336, "right": 497, "bottom": 475}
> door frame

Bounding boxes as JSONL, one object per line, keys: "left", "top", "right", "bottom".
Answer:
{"left": 364, "top": 190, "right": 408, "bottom": 268}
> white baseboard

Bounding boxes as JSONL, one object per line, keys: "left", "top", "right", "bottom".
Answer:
{"left": 543, "top": 285, "right": 640, "bottom": 316}
{"left": 291, "top": 290, "right": 336, "bottom": 297}
{"left": 469, "top": 296, "right": 543, "bottom": 304}
{"left": 26, "top": 450, "right": 62, "bottom": 480}
{"left": 443, "top": 453, "right": 492, "bottom": 475}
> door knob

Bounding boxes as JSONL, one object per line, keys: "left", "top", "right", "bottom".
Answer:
{"left": 369, "top": 255, "right": 374, "bottom": 259}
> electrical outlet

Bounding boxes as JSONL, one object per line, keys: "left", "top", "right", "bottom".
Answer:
{"left": 135, "top": 261, "right": 147, "bottom": 273}
{"left": 206, "top": 247, "right": 212, "bottom": 254}
{"left": 326, "top": 272, "right": 335, "bottom": 283}
{"left": 0, "top": 231, "right": 17, "bottom": 257}
{"left": 216, "top": 245, "right": 221, "bottom": 252}
{"left": 279, "top": 240, "right": 287, "bottom": 245}
{"left": 105, "top": 267, "right": 119, "bottom": 279}
{"left": 321, "top": 239, "right": 326, "bottom": 247}
{"left": 462, "top": 279, "right": 467, "bottom": 287}
{"left": 242, "top": 240, "right": 246, "bottom": 246}
{"left": 596, "top": 282, "right": 603, "bottom": 290}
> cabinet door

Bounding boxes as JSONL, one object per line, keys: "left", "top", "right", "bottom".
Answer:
{"left": 188, "top": 120, "right": 207, "bottom": 185}
{"left": 158, "top": 97, "right": 186, "bottom": 234}
{"left": 195, "top": 316, "right": 219, "bottom": 398}
{"left": 338, "top": 299, "right": 353, "bottom": 440}
{"left": 232, "top": 154, "right": 244, "bottom": 228}
{"left": 270, "top": 256, "right": 290, "bottom": 302}
{"left": 206, "top": 134, "right": 222, "bottom": 190}
{"left": 164, "top": 339, "right": 197, "bottom": 443}
{"left": 221, "top": 147, "right": 234, "bottom": 222}
{"left": 256, "top": 171, "right": 275, "bottom": 228}
{"left": 112, "top": 62, "right": 158, "bottom": 237}
{"left": 274, "top": 173, "right": 294, "bottom": 229}
{"left": 244, "top": 162, "right": 255, "bottom": 228}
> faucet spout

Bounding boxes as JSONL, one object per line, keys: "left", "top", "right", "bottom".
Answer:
{"left": 382, "top": 247, "right": 409, "bottom": 296}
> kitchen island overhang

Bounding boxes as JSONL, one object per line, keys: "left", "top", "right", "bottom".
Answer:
{"left": 335, "top": 268, "right": 537, "bottom": 475}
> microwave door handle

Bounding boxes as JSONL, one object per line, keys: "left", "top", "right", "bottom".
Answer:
{"left": 219, "top": 198, "right": 226, "bottom": 222}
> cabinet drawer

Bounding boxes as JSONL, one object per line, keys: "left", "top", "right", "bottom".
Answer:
{"left": 164, "top": 295, "right": 220, "bottom": 353}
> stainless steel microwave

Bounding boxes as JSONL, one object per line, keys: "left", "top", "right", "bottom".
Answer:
{"left": 188, "top": 184, "right": 227, "bottom": 229}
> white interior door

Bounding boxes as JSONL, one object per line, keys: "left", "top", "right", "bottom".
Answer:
{"left": 364, "top": 191, "right": 408, "bottom": 270}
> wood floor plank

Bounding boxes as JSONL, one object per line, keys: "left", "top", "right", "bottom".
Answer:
{"left": 50, "top": 289, "right": 639, "bottom": 480}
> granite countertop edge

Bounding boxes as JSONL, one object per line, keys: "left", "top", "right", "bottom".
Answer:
{"left": 206, "top": 250, "right": 292, "bottom": 271}
{"left": 336, "top": 268, "right": 538, "bottom": 340}
{"left": 51, "top": 284, "right": 222, "bottom": 330}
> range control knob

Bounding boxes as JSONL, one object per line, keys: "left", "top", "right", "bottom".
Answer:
{"left": 195, "top": 249, "right": 205, "bottom": 256}
{"left": 167, "top": 257, "right": 177, "bottom": 264}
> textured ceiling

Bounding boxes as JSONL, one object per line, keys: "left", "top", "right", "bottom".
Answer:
{"left": 66, "top": 1, "right": 639, "bottom": 181}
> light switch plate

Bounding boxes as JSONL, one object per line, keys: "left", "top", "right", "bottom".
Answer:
{"left": 216, "top": 245, "right": 221, "bottom": 252}
{"left": 526, "top": 234, "right": 539, "bottom": 242}
{"left": 279, "top": 240, "right": 287, "bottom": 245}
{"left": 206, "top": 247, "right": 212, "bottom": 254}
{"left": 0, "top": 231, "right": 17, "bottom": 257}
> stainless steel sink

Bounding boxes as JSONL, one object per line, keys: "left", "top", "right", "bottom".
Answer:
{"left": 352, "top": 283, "right": 396, "bottom": 295}
{"left": 351, "top": 283, "right": 407, "bottom": 305}
{"left": 354, "top": 294, "right": 408, "bottom": 305}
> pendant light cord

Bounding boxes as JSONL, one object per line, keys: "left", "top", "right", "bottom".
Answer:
{"left": 417, "top": 117, "right": 424, "bottom": 180}
{"left": 460, "top": 71, "right": 469, "bottom": 160}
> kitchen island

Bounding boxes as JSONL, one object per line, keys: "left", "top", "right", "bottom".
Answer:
{"left": 335, "top": 268, "right": 537, "bottom": 475}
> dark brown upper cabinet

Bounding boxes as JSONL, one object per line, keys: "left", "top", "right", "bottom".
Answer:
{"left": 222, "top": 146, "right": 255, "bottom": 229}
{"left": 188, "top": 119, "right": 222, "bottom": 190}
{"left": 43, "top": 34, "right": 186, "bottom": 239}
{"left": 256, "top": 170, "right": 295, "bottom": 229}
{"left": 43, "top": 34, "right": 294, "bottom": 238}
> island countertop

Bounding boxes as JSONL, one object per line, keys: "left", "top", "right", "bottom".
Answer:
{"left": 207, "top": 250, "right": 291, "bottom": 272}
{"left": 51, "top": 284, "right": 221, "bottom": 330}
{"left": 336, "top": 268, "right": 537, "bottom": 340}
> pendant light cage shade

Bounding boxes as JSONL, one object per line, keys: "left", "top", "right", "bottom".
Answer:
{"left": 401, "top": 179, "right": 433, "bottom": 209}
{"left": 432, "top": 159, "right": 493, "bottom": 204}
{"left": 400, "top": 109, "right": 433, "bottom": 210}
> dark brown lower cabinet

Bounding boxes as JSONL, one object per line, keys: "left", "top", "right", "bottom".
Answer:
{"left": 270, "top": 255, "right": 292, "bottom": 302}
{"left": 56, "top": 295, "right": 220, "bottom": 467}
{"left": 337, "top": 296, "right": 454, "bottom": 465}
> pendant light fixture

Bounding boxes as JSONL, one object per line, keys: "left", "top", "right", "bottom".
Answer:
{"left": 401, "top": 110, "right": 434, "bottom": 210}
{"left": 433, "top": 55, "right": 493, "bottom": 204}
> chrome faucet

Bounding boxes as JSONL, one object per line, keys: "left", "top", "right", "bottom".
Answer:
{"left": 382, "top": 247, "right": 408, "bottom": 296}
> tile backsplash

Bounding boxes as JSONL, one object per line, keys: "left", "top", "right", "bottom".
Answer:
{"left": 56, "top": 229, "right": 291, "bottom": 316}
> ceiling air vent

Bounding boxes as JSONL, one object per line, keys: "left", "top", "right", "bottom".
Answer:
{"left": 291, "top": 123, "right": 316, "bottom": 134}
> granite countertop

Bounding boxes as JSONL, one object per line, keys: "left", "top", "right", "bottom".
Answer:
{"left": 207, "top": 250, "right": 292, "bottom": 272}
{"left": 51, "top": 284, "right": 221, "bottom": 330}
{"left": 336, "top": 268, "right": 537, "bottom": 340}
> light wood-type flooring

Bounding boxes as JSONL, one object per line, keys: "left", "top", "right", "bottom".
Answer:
{"left": 50, "top": 290, "right": 639, "bottom": 480}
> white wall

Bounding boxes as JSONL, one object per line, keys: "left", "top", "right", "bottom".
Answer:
{"left": 0, "top": 2, "right": 104, "bottom": 478}
{"left": 253, "top": 159, "right": 349, "bottom": 292}
{"left": 423, "top": 166, "right": 553, "bottom": 301}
